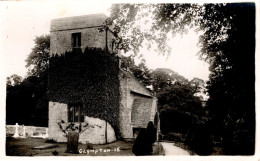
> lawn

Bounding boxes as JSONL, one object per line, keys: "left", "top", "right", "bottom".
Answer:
{"left": 6, "top": 137, "right": 164, "bottom": 156}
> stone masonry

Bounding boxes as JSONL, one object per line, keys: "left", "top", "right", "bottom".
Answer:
{"left": 50, "top": 13, "right": 114, "bottom": 55}
{"left": 48, "top": 13, "right": 159, "bottom": 144}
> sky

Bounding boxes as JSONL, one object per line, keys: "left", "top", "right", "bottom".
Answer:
{"left": 0, "top": 1, "right": 210, "bottom": 81}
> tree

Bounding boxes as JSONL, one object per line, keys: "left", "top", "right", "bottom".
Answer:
{"left": 202, "top": 4, "right": 255, "bottom": 155}
{"left": 25, "top": 34, "right": 50, "bottom": 77}
{"left": 150, "top": 68, "right": 188, "bottom": 94}
{"left": 121, "top": 55, "right": 152, "bottom": 87}
{"left": 6, "top": 34, "right": 50, "bottom": 127}
{"left": 6, "top": 74, "right": 22, "bottom": 86}
{"left": 110, "top": 3, "right": 255, "bottom": 154}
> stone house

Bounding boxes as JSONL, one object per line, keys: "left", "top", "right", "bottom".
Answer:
{"left": 48, "top": 13, "right": 159, "bottom": 144}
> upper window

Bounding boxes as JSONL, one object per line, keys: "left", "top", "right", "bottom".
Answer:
{"left": 68, "top": 104, "right": 84, "bottom": 122}
{"left": 71, "top": 33, "right": 81, "bottom": 48}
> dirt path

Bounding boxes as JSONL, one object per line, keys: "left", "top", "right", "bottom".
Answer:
{"left": 160, "top": 142, "right": 190, "bottom": 156}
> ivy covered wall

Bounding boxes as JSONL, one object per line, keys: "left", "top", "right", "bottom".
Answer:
{"left": 48, "top": 48, "right": 120, "bottom": 137}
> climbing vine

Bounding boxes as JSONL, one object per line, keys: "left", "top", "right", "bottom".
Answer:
{"left": 48, "top": 47, "right": 120, "bottom": 138}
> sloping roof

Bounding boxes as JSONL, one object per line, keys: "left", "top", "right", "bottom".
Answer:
{"left": 50, "top": 13, "right": 107, "bottom": 32}
{"left": 121, "top": 69, "right": 152, "bottom": 97}
{"left": 131, "top": 97, "right": 153, "bottom": 128}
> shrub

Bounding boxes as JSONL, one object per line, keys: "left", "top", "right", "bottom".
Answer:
{"left": 187, "top": 126, "right": 213, "bottom": 155}
{"left": 132, "top": 122, "right": 156, "bottom": 156}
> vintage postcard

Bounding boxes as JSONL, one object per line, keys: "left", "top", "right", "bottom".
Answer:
{"left": 1, "top": 0, "right": 259, "bottom": 160}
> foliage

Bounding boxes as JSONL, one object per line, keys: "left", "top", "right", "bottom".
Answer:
{"left": 6, "top": 35, "right": 50, "bottom": 127}
{"left": 157, "top": 82, "right": 202, "bottom": 113}
{"left": 186, "top": 125, "right": 213, "bottom": 155}
{"left": 6, "top": 74, "right": 23, "bottom": 86}
{"left": 148, "top": 68, "right": 205, "bottom": 131}
{"left": 25, "top": 34, "right": 50, "bottom": 77}
{"left": 121, "top": 55, "right": 152, "bottom": 87}
{"left": 146, "top": 121, "right": 157, "bottom": 144}
{"left": 132, "top": 122, "right": 156, "bottom": 156}
{"left": 110, "top": 3, "right": 255, "bottom": 154}
{"left": 202, "top": 3, "right": 255, "bottom": 155}
{"left": 110, "top": 4, "right": 204, "bottom": 55}
{"left": 121, "top": 56, "right": 206, "bottom": 139}
{"left": 132, "top": 128, "right": 153, "bottom": 156}
{"left": 150, "top": 68, "right": 189, "bottom": 94}
{"left": 158, "top": 83, "right": 205, "bottom": 135}
{"left": 48, "top": 48, "right": 120, "bottom": 138}
{"left": 6, "top": 73, "right": 48, "bottom": 126}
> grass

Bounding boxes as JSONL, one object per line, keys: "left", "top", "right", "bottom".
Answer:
{"left": 6, "top": 137, "right": 163, "bottom": 156}
{"left": 6, "top": 137, "right": 134, "bottom": 156}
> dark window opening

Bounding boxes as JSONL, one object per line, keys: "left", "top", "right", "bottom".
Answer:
{"left": 68, "top": 104, "right": 84, "bottom": 122}
{"left": 71, "top": 33, "right": 81, "bottom": 48}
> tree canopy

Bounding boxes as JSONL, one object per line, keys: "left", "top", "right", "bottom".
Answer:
{"left": 25, "top": 34, "right": 50, "bottom": 77}
{"left": 111, "top": 3, "right": 255, "bottom": 155}
{"left": 6, "top": 35, "right": 50, "bottom": 127}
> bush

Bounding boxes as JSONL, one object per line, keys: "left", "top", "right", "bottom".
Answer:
{"left": 187, "top": 126, "right": 213, "bottom": 155}
{"left": 132, "top": 122, "right": 156, "bottom": 156}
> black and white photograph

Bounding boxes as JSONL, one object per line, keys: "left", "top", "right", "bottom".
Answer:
{"left": 0, "top": 0, "right": 259, "bottom": 159}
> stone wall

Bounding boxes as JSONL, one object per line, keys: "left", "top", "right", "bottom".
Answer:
{"left": 118, "top": 70, "right": 156, "bottom": 139}
{"left": 50, "top": 28, "right": 106, "bottom": 55}
{"left": 118, "top": 71, "right": 133, "bottom": 139}
{"left": 130, "top": 94, "right": 153, "bottom": 128}
{"left": 79, "top": 116, "right": 116, "bottom": 144}
{"left": 48, "top": 101, "right": 68, "bottom": 142}
{"left": 50, "top": 14, "right": 115, "bottom": 55}
{"left": 48, "top": 101, "right": 116, "bottom": 144}
{"left": 149, "top": 98, "right": 158, "bottom": 122}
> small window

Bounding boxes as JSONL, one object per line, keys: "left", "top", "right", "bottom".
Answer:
{"left": 68, "top": 104, "right": 84, "bottom": 122}
{"left": 71, "top": 33, "right": 81, "bottom": 48}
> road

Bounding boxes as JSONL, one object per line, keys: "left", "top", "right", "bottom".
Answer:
{"left": 160, "top": 142, "right": 190, "bottom": 156}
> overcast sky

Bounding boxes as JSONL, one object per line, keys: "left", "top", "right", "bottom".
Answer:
{"left": 1, "top": 1, "right": 210, "bottom": 81}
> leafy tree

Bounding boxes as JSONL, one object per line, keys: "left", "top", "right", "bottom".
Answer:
{"left": 110, "top": 3, "right": 255, "bottom": 154}
{"left": 203, "top": 4, "right": 255, "bottom": 155}
{"left": 150, "top": 68, "right": 188, "bottom": 93}
{"left": 6, "top": 73, "right": 48, "bottom": 126}
{"left": 6, "top": 77, "right": 11, "bottom": 86}
{"left": 25, "top": 34, "right": 50, "bottom": 77}
{"left": 6, "top": 35, "right": 50, "bottom": 126}
{"left": 121, "top": 55, "right": 152, "bottom": 87}
{"left": 6, "top": 74, "right": 22, "bottom": 86}
{"left": 158, "top": 82, "right": 204, "bottom": 132}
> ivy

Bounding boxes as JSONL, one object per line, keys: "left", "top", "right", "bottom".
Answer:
{"left": 48, "top": 47, "right": 120, "bottom": 138}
